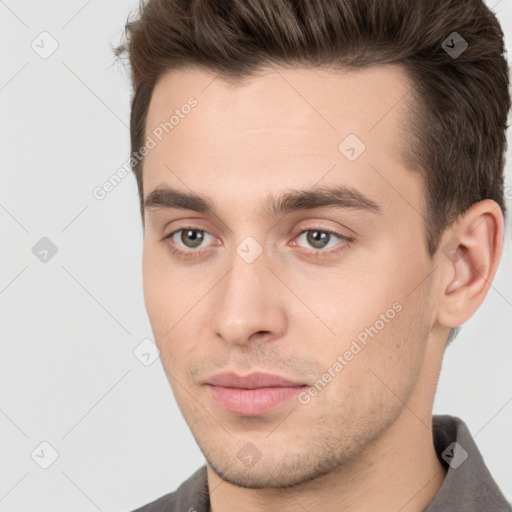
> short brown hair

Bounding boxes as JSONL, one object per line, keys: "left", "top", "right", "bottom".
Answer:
{"left": 114, "top": 0, "right": 510, "bottom": 256}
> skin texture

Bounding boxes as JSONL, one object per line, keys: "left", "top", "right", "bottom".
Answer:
{"left": 141, "top": 65, "right": 503, "bottom": 512}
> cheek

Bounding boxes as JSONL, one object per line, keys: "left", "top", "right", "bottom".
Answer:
{"left": 142, "top": 245, "right": 166, "bottom": 330}
{"left": 292, "top": 246, "right": 432, "bottom": 391}
{"left": 142, "top": 244, "right": 211, "bottom": 374}
{"left": 286, "top": 255, "right": 408, "bottom": 348}
{"left": 142, "top": 244, "right": 182, "bottom": 362}
{"left": 142, "top": 239, "right": 189, "bottom": 323}
{"left": 324, "top": 299, "right": 430, "bottom": 427}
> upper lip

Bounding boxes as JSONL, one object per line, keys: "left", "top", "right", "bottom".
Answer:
{"left": 206, "top": 372, "right": 306, "bottom": 389}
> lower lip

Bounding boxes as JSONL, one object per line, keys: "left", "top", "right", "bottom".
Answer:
{"left": 207, "top": 385, "right": 307, "bottom": 415}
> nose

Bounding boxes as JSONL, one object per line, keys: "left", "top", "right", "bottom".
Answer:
{"left": 208, "top": 243, "right": 287, "bottom": 347}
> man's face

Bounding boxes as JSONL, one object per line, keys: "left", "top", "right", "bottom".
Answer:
{"left": 142, "top": 65, "right": 441, "bottom": 487}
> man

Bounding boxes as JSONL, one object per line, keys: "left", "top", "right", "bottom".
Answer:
{"left": 115, "top": 0, "right": 511, "bottom": 510}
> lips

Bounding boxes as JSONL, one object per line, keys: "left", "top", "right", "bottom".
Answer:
{"left": 206, "top": 371, "right": 305, "bottom": 389}
{"left": 205, "top": 371, "right": 308, "bottom": 415}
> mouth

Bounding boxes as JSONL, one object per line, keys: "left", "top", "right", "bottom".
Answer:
{"left": 205, "top": 371, "right": 308, "bottom": 415}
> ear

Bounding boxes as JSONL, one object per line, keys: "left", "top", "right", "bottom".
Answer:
{"left": 436, "top": 199, "right": 504, "bottom": 331}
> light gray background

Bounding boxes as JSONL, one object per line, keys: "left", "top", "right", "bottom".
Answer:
{"left": 0, "top": 1, "right": 511, "bottom": 510}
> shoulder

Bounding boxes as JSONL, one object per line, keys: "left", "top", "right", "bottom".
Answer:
{"left": 427, "top": 415, "right": 511, "bottom": 511}
{"left": 130, "top": 465, "right": 209, "bottom": 512}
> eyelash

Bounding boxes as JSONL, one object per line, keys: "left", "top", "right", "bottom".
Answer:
{"left": 162, "top": 225, "right": 353, "bottom": 261}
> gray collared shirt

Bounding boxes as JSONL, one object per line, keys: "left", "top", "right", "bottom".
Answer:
{"left": 131, "top": 415, "right": 511, "bottom": 511}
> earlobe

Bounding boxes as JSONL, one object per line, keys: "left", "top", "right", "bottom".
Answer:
{"left": 437, "top": 200, "right": 503, "bottom": 329}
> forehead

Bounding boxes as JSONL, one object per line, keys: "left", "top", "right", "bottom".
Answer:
{"left": 142, "top": 64, "right": 420, "bottom": 216}
{"left": 145, "top": 64, "right": 413, "bottom": 139}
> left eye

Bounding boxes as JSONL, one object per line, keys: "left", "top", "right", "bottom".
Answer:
{"left": 295, "top": 229, "right": 346, "bottom": 250}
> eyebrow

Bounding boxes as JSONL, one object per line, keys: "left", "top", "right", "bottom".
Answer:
{"left": 144, "top": 183, "right": 382, "bottom": 218}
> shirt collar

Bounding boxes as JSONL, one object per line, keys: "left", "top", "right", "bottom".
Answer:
{"left": 424, "top": 414, "right": 511, "bottom": 511}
